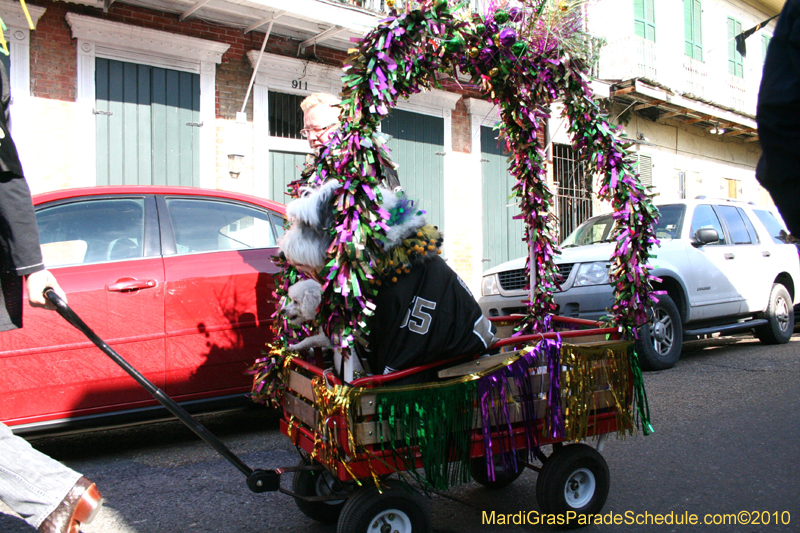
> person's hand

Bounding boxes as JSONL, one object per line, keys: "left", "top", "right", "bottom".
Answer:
{"left": 25, "top": 269, "right": 67, "bottom": 310}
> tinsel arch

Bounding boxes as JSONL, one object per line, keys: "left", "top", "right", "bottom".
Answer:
{"left": 268, "top": 0, "right": 659, "bottom": 363}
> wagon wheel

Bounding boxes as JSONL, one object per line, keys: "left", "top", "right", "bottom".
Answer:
{"left": 293, "top": 458, "right": 350, "bottom": 524}
{"left": 470, "top": 450, "right": 527, "bottom": 490}
{"left": 337, "top": 480, "right": 431, "bottom": 533}
{"left": 535, "top": 444, "right": 609, "bottom": 529}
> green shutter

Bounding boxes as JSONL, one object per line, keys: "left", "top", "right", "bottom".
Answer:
{"left": 684, "top": 0, "right": 703, "bottom": 60}
{"left": 96, "top": 58, "right": 200, "bottom": 186}
{"left": 382, "top": 109, "right": 445, "bottom": 232}
{"left": 727, "top": 17, "right": 744, "bottom": 78}
{"left": 683, "top": 0, "right": 693, "bottom": 56}
{"left": 693, "top": 0, "right": 703, "bottom": 60}
{"left": 481, "top": 126, "right": 525, "bottom": 271}
{"left": 634, "top": 0, "right": 656, "bottom": 42}
{"left": 268, "top": 151, "right": 309, "bottom": 201}
{"left": 151, "top": 67, "right": 167, "bottom": 186}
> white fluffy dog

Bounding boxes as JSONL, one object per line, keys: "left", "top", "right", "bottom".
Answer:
{"left": 284, "top": 278, "right": 367, "bottom": 379}
{"left": 284, "top": 279, "right": 331, "bottom": 352}
{"left": 279, "top": 180, "right": 341, "bottom": 273}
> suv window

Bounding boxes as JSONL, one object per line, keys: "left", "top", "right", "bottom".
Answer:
{"left": 653, "top": 204, "right": 685, "bottom": 240}
{"left": 36, "top": 198, "right": 146, "bottom": 267}
{"left": 715, "top": 205, "right": 753, "bottom": 244}
{"left": 166, "top": 198, "right": 278, "bottom": 254}
{"left": 738, "top": 207, "right": 760, "bottom": 244}
{"left": 690, "top": 205, "right": 727, "bottom": 245}
{"left": 752, "top": 209, "right": 788, "bottom": 243}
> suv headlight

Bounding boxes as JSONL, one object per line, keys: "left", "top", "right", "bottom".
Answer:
{"left": 482, "top": 274, "right": 499, "bottom": 296}
{"left": 573, "top": 262, "right": 612, "bottom": 287}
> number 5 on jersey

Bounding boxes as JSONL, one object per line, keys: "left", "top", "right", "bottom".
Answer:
{"left": 400, "top": 296, "right": 437, "bottom": 335}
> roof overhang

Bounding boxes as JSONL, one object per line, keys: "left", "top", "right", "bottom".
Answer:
{"left": 740, "top": 0, "right": 785, "bottom": 17}
{"left": 64, "top": 0, "right": 383, "bottom": 53}
{"left": 610, "top": 79, "right": 759, "bottom": 143}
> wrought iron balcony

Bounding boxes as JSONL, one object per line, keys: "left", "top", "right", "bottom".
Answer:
{"left": 348, "top": 0, "right": 492, "bottom": 15}
{"left": 597, "top": 35, "right": 758, "bottom": 116}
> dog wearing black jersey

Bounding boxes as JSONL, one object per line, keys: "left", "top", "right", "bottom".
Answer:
{"left": 279, "top": 182, "right": 495, "bottom": 376}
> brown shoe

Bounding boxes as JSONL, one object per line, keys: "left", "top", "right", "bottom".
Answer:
{"left": 38, "top": 476, "right": 103, "bottom": 533}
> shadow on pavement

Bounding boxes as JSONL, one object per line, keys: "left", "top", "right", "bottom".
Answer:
{"left": 0, "top": 513, "right": 36, "bottom": 532}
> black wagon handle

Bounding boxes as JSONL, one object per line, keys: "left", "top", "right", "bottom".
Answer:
{"left": 44, "top": 288, "right": 279, "bottom": 493}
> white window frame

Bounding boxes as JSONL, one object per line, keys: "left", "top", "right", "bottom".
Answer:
{"left": 247, "top": 52, "right": 342, "bottom": 199}
{"left": 66, "top": 13, "right": 229, "bottom": 188}
{"left": 465, "top": 98, "right": 502, "bottom": 284}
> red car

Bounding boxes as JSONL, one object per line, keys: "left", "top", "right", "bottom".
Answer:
{"left": 0, "top": 186, "right": 286, "bottom": 434}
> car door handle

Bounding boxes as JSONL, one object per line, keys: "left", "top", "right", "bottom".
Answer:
{"left": 724, "top": 253, "right": 735, "bottom": 260}
{"left": 107, "top": 279, "right": 157, "bottom": 292}
{"left": 762, "top": 251, "right": 771, "bottom": 257}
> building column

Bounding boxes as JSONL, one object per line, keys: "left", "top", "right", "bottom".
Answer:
{"left": 75, "top": 39, "right": 97, "bottom": 189}
{"left": 252, "top": 73, "right": 270, "bottom": 199}
{"left": 199, "top": 61, "right": 216, "bottom": 189}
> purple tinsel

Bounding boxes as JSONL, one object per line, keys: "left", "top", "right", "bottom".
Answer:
{"left": 476, "top": 337, "right": 561, "bottom": 481}
{"left": 545, "top": 337, "right": 565, "bottom": 439}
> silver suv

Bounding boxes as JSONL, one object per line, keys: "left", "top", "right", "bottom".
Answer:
{"left": 479, "top": 199, "right": 800, "bottom": 370}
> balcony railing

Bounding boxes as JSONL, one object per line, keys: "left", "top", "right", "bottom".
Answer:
{"left": 678, "top": 56, "right": 707, "bottom": 100}
{"left": 599, "top": 35, "right": 658, "bottom": 82}
{"left": 597, "top": 35, "right": 757, "bottom": 116}
{"left": 353, "top": 0, "right": 492, "bottom": 14}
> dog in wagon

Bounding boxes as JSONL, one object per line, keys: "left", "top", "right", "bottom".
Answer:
{"left": 278, "top": 180, "right": 495, "bottom": 383}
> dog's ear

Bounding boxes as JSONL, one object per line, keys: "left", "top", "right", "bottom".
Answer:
{"left": 300, "top": 285, "right": 322, "bottom": 320}
{"left": 282, "top": 181, "right": 341, "bottom": 271}
{"left": 286, "top": 180, "right": 341, "bottom": 226}
{"left": 315, "top": 182, "right": 339, "bottom": 233}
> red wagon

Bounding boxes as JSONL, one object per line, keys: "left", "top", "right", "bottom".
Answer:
{"left": 48, "top": 287, "right": 646, "bottom": 532}
{"left": 273, "top": 314, "right": 639, "bottom": 531}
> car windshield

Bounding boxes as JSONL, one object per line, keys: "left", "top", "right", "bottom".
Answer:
{"left": 560, "top": 204, "right": 686, "bottom": 247}
{"left": 560, "top": 215, "right": 615, "bottom": 247}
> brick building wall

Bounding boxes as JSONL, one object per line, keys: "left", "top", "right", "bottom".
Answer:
{"left": 451, "top": 98, "right": 470, "bottom": 153}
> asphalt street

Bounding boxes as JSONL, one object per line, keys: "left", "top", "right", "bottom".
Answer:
{"left": 2, "top": 333, "right": 799, "bottom": 533}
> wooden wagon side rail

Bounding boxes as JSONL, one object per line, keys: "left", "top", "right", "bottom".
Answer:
{"left": 283, "top": 340, "right": 633, "bottom": 448}
{"left": 280, "top": 410, "right": 626, "bottom": 483}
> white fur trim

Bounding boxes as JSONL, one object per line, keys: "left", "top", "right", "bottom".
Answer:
{"left": 377, "top": 187, "right": 427, "bottom": 249}
{"left": 286, "top": 181, "right": 341, "bottom": 226}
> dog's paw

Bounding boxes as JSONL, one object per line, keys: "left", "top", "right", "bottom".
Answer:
{"left": 289, "top": 333, "right": 332, "bottom": 352}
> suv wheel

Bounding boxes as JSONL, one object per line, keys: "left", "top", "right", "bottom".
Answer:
{"left": 636, "top": 294, "right": 683, "bottom": 371}
{"left": 755, "top": 283, "right": 794, "bottom": 345}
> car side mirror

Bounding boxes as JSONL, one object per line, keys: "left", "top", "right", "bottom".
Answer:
{"left": 694, "top": 228, "right": 719, "bottom": 246}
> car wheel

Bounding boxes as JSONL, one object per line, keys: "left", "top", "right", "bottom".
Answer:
{"left": 535, "top": 444, "right": 609, "bottom": 529}
{"left": 755, "top": 284, "right": 794, "bottom": 345}
{"left": 293, "top": 458, "right": 350, "bottom": 524}
{"left": 636, "top": 294, "right": 683, "bottom": 371}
